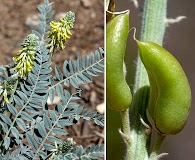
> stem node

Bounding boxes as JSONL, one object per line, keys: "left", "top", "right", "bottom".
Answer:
{"left": 140, "top": 116, "right": 151, "bottom": 136}
{"left": 119, "top": 128, "right": 131, "bottom": 144}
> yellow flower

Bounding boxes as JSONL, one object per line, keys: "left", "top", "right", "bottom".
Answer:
{"left": 12, "top": 34, "right": 39, "bottom": 78}
{"left": 48, "top": 11, "right": 75, "bottom": 52}
{"left": 0, "top": 87, "right": 8, "bottom": 103}
{"left": 0, "top": 75, "right": 18, "bottom": 103}
{"left": 3, "top": 89, "right": 9, "bottom": 103}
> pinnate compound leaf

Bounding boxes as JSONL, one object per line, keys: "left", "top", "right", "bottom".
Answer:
{"left": 94, "top": 118, "right": 104, "bottom": 126}
{"left": 32, "top": 30, "right": 42, "bottom": 39}
{"left": 98, "top": 60, "right": 104, "bottom": 67}
{"left": 11, "top": 148, "right": 21, "bottom": 158}
{"left": 57, "top": 102, "right": 63, "bottom": 113}
{"left": 82, "top": 55, "right": 88, "bottom": 69}
{"left": 89, "top": 53, "right": 95, "bottom": 65}
{"left": 52, "top": 128, "right": 68, "bottom": 135}
{"left": 41, "top": 68, "right": 52, "bottom": 74}
{"left": 49, "top": 87, "right": 55, "bottom": 103}
{"left": 16, "top": 90, "right": 28, "bottom": 101}
{"left": 76, "top": 145, "right": 84, "bottom": 157}
{"left": 16, "top": 118, "right": 27, "bottom": 131}
{"left": 76, "top": 73, "right": 85, "bottom": 84}
{"left": 43, "top": 114, "right": 52, "bottom": 129}
{"left": 76, "top": 106, "right": 84, "bottom": 115}
{"left": 82, "top": 109, "right": 90, "bottom": 116}
{"left": 95, "top": 50, "right": 100, "bottom": 61}
{"left": 47, "top": 136, "right": 62, "bottom": 144}
{"left": 55, "top": 65, "right": 63, "bottom": 81}
{"left": 64, "top": 80, "right": 70, "bottom": 87}
{"left": 21, "top": 111, "right": 33, "bottom": 121}
{"left": 6, "top": 103, "right": 17, "bottom": 115}
{"left": 70, "top": 77, "right": 79, "bottom": 88}
{"left": 86, "top": 69, "right": 98, "bottom": 76}
{"left": 50, "top": 110, "right": 57, "bottom": 121}
{"left": 29, "top": 100, "right": 42, "bottom": 108}
{"left": 4, "top": 137, "right": 10, "bottom": 150}
{"left": 76, "top": 57, "right": 82, "bottom": 72}
{"left": 81, "top": 156, "right": 90, "bottom": 160}
{"left": 13, "top": 95, "right": 23, "bottom": 107}
{"left": 63, "top": 60, "right": 70, "bottom": 77}
{"left": 0, "top": 114, "right": 12, "bottom": 125}
{"left": 11, "top": 127, "right": 20, "bottom": 139}
{"left": 37, "top": 122, "right": 47, "bottom": 137}
{"left": 56, "top": 84, "right": 64, "bottom": 99}
{"left": 82, "top": 72, "right": 92, "bottom": 82}
{"left": 69, "top": 59, "right": 76, "bottom": 74}
{"left": 58, "top": 119, "right": 72, "bottom": 127}
{"left": 0, "top": 121, "right": 8, "bottom": 132}
{"left": 92, "top": 65, "right": 104, "bottom": 73}
{"left": 26, "top": 132, "right": 38, "bottom": 150}
{"left": 43, "top": 143, "right": 55, "bottom": 151}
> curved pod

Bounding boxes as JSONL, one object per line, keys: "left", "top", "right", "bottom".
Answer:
{"left": 106, "top": 11, "right": 132, "bottom": 111}
{"left": 137, "top": 41, "right": 191, "bottom": 135}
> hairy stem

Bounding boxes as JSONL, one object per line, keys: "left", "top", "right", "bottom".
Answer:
{"left": 149, "top": 134, "right": 165, "bottom": 160}
{"left": 140, "top": 0, "right": 167, "bottom": 43}
{"left": 120, "top": 109, "right": 131, "bottom": 160}
{"left": 128, "top": 0, "right": 167, "bottom": 159}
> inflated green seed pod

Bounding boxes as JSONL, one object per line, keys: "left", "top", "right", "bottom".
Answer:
{"left": 136, "top": 40, "right": 191, "bottom": 135}
{"left": 106, "top": 11, "right": 132, "bottom": 111}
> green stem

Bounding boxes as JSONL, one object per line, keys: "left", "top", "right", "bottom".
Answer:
{"left": 140, "top": 0, "right": 167, "bottom": 44}
{"left": 129, "top": 86, "right": 150, "bottom": 160}
{"left": 149, "top": 134, "right": 165, "bottom": 160}
{"left": 128, "top": 0, "right": 168, "bottom": 159}
{"left": 120, "top": 109, "right": 131, "bottom": 160}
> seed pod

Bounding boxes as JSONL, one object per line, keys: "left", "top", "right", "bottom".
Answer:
{"left": 106, "top": 11, "right": 132, "bottom": 111}
{"left": 136, "top": 40, "right": 191, "bottom": 135}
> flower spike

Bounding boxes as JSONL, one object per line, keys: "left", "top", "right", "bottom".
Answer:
{"left": 12, "top": 34, "right": 39, "bottom": 78}
{"left": 48, "top": 11, "right": 75, "bottom": 52}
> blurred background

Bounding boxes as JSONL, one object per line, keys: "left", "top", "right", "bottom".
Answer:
{"left": 107, "top": 0, "right": 195, "bottom": 159}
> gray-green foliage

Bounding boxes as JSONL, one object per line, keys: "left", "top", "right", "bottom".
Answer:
{"left": 0, "top": 0, "right": 104, "bottom": 159}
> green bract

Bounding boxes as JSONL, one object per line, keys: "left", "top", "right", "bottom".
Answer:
{"left": 106, "top": 11, "right": 132, "bottom": 112}
{"left": 136, "top": 40, "right": 191, "bottom": 135}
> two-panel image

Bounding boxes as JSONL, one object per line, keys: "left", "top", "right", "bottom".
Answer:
{"left": 0, "top": 0, "right": 194, "bottom": 159}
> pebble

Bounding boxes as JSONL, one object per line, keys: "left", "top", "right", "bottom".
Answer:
{"left": 81, "top": 0, "right": 92, "bottom": 8}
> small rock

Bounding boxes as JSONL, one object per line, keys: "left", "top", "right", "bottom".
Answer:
{"left": 47, "top": 96, "right": 61, "bottom": 105}
{"left": 90, "top": 12, "right": 96, "bottom": 19}
{"left": 90, "top": 91, "right": 97, "bottom": 104}
{"left": 96, "top": 102, "right": 105, "bottom": 114}
{"left": 25, "top": 15, "right": 40, "bottom": 28}
{"left": 55, "top": 12, "right": 67, "bottom": 20}
{"left": 81, "top": 0, "right": 93, "bottom": 8}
